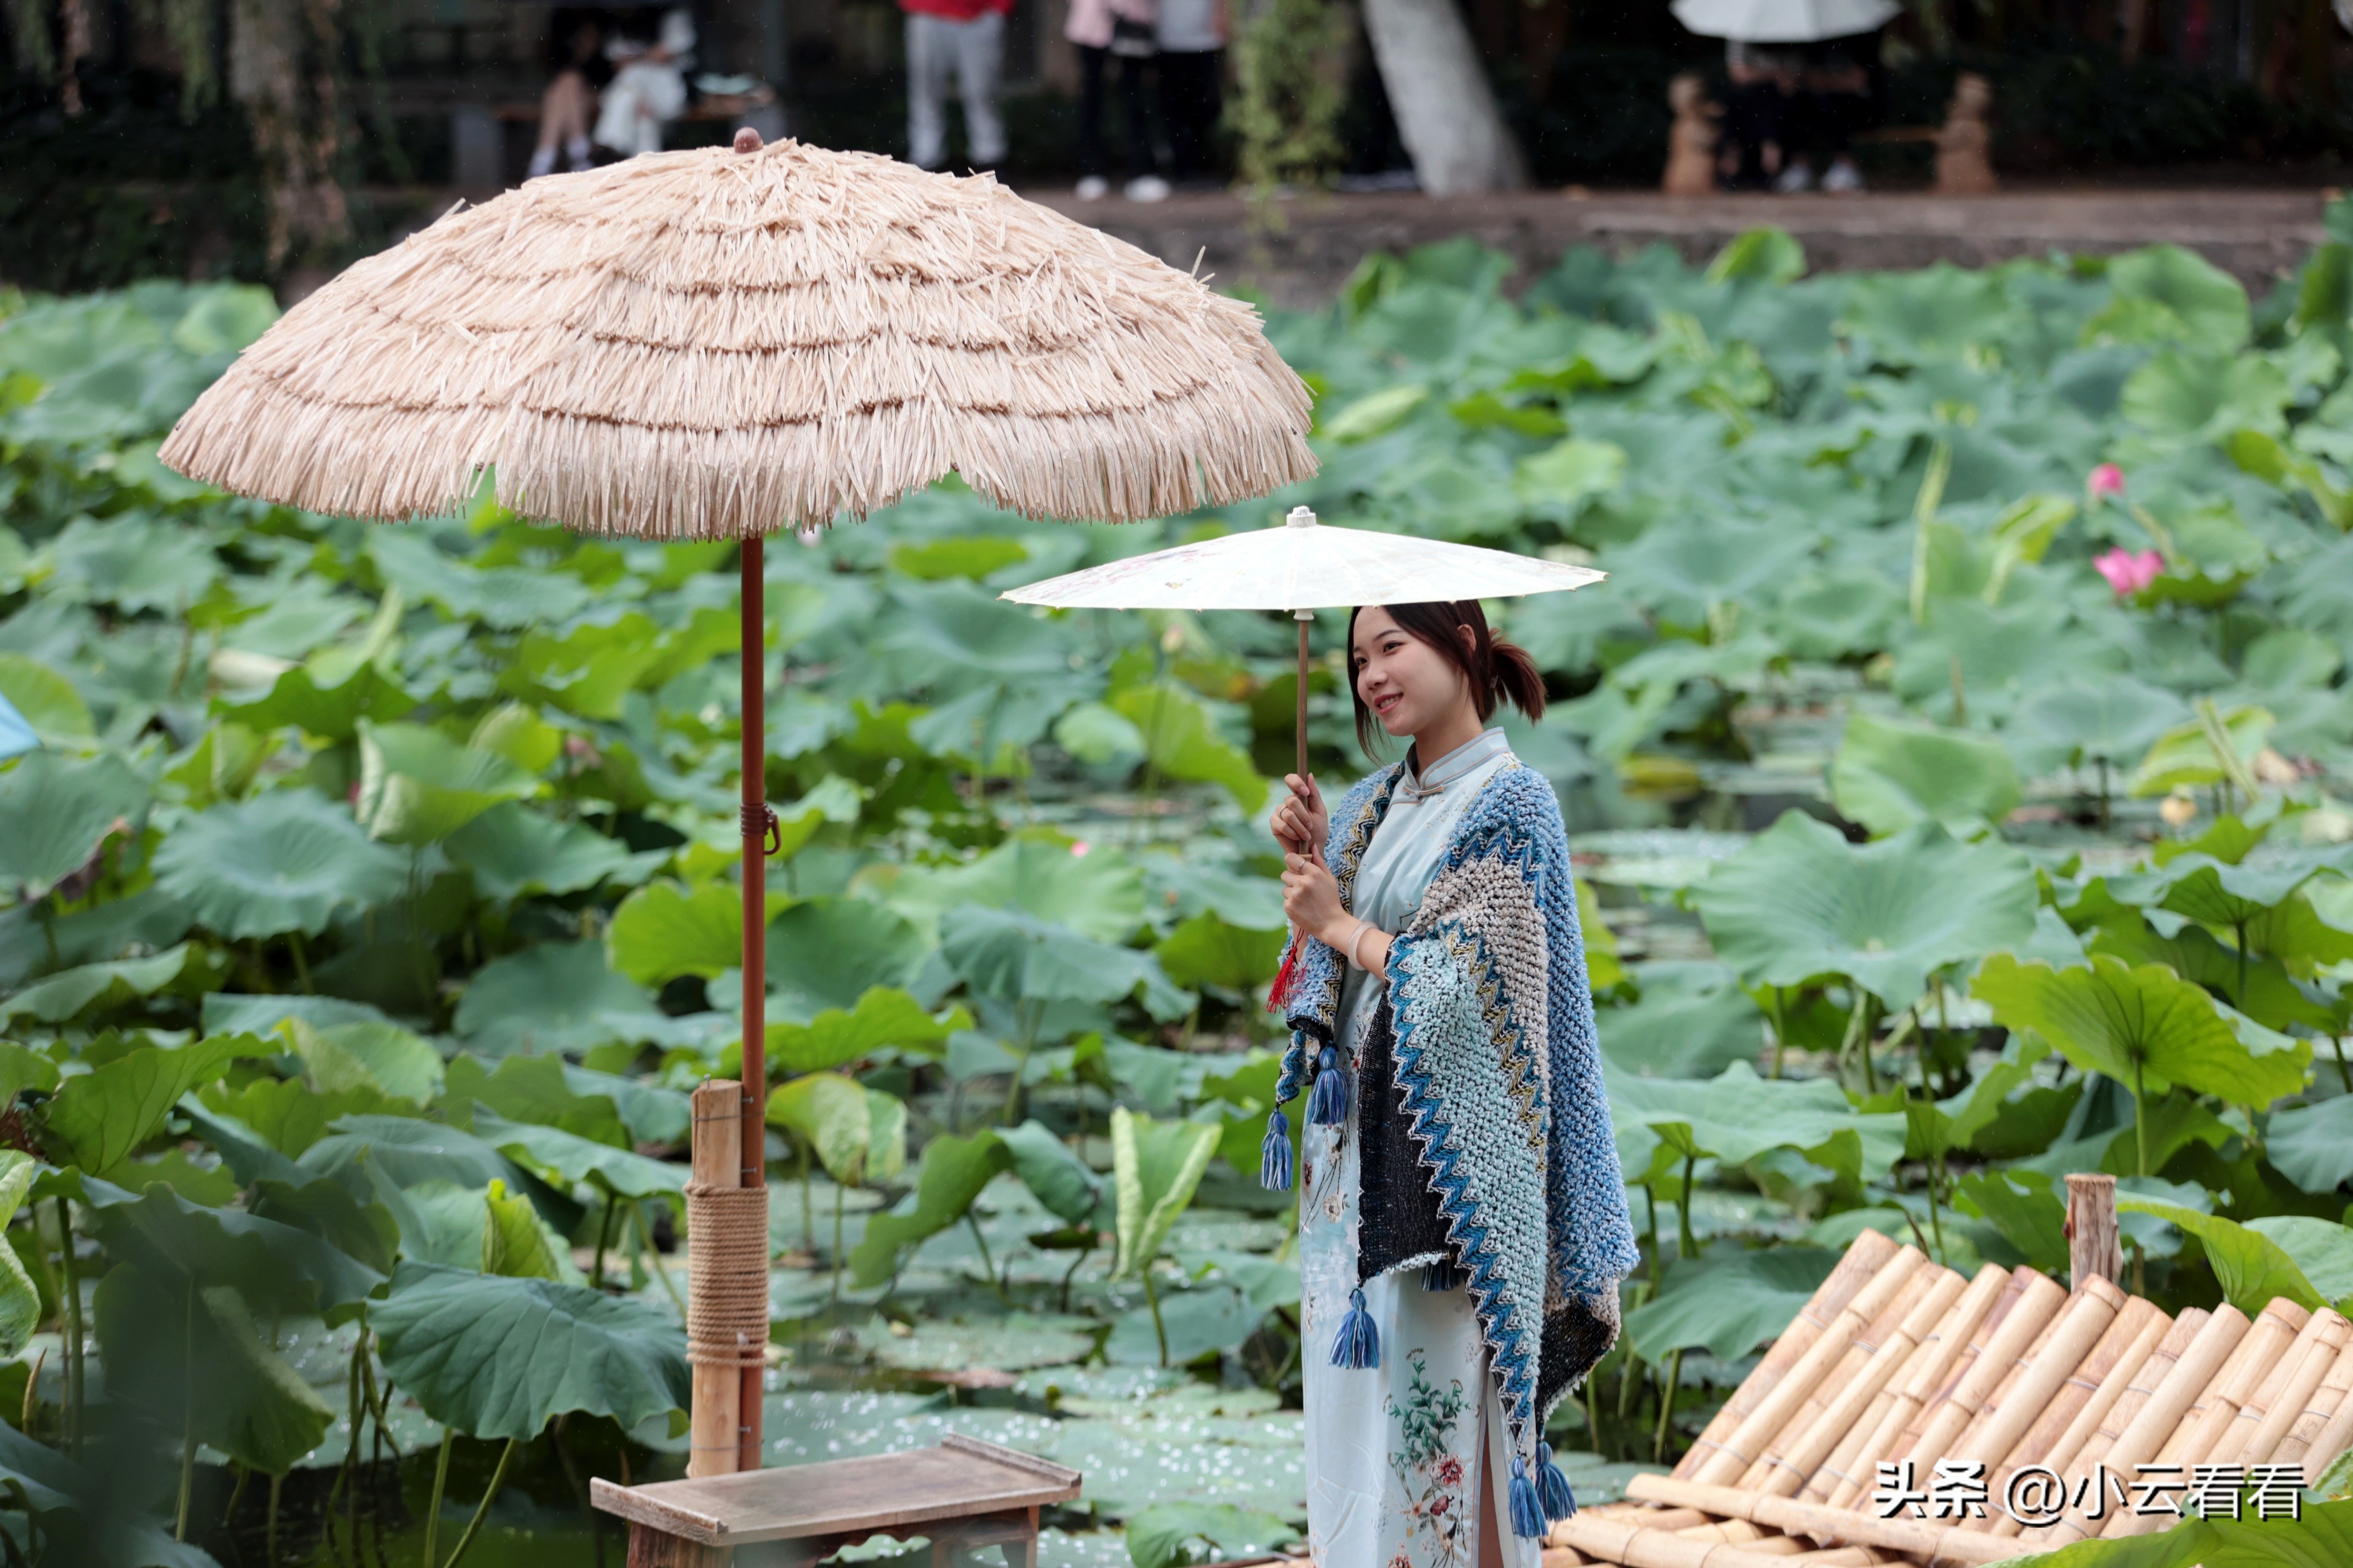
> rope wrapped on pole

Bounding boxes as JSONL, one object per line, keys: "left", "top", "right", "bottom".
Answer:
{"left": 685, "top": 1181, "right": 773, "bottom": 1371}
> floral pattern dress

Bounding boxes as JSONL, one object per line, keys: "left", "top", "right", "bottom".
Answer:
{"left": 1298, "top": 729, "right": 1539, "bottom": 1568}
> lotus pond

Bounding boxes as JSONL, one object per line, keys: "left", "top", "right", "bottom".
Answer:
{"left": 9, "top": 206, "right": 2353, "bottom": 1567}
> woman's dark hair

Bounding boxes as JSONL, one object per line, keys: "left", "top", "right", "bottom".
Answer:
{"left": 1345, "top": 600, "right": 1545, "bottom": 756}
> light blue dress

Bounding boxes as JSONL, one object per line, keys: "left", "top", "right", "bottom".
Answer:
{"left": 1298, "top": 727, "right": 1540, "bottom": 1568}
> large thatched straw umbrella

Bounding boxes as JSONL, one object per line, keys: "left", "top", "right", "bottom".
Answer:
{"left": 160, "top": 130, "right": 1317, "bottom": 1475}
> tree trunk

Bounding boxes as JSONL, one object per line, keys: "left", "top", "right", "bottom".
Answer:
{"left": 230, "top": 0, "right": 348, "bottom": 266}
{"left": 1358, "top": 0, "right": 1525, "bottom": 195}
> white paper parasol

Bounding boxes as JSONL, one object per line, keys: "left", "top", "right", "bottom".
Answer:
{"left": 1671, "top": 0, "right": 1897, "bottom": 42}
{"left": 1002, "top": 505, "right": 1603, "bottom": 775}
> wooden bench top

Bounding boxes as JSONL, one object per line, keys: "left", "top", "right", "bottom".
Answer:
{"left": 589, "top": 1433, "right": 1082, "bottom": 1545}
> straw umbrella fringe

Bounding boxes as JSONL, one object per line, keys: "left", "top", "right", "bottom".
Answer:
{"left": 160, "top": 138, "right": 1316, "bottom": 532}
{"left": 158, "top": 131, "right": 1320, "bottom": 1477}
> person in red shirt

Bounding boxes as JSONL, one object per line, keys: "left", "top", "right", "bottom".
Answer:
{"left": 903, "top": 0, "right": 1013, "bottom": 171}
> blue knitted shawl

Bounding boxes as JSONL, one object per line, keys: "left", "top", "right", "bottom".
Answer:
{"left": 1274, "top": 759, "right": 1639, "bottom": 1465}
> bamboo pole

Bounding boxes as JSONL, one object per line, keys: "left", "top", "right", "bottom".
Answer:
{"left": 1809, "top": 1265, "right": 2008, "bottom": 1509}
{"left": 1677, "top": 1231, "right": 1906, "bottom": 1481}
{"left": 1901, "top": 1271, "right": 2066, "bottom": 1471}
{"left": 1946, "top": 1277, "right": 2125, "bottom": 1486}
{"left": 1984, "top": 1297, "right": 2168, "bottom": 1538}
{"left": 2027, "top": 1304, "right": 2246, "bottom": 1548}
{"left": 2012, "top": 1308, "right": 2209, "bottom": 1548}
{"left": 2235, "top": 1311, "right": 2352, "bottom": 1466}
{"left": 2095, "top": 1300, "right": 2308, "bottom": 1540}
{"left": 1691, "top": 1246, "right": 1928, "bottom": 1487}
{"left": 1752, "top": 1267, "right": 1966, "bottom": 1499}
{"left": 1877, "top": 1267, "right": 2036, "bottom": 1476}
{"left": 687, "top": 1080, "right": 742, "bottom": 1480}
{"left": 1621, "top": 1476, "right": 2022, "bottom": 1566}
{"left": 1553, "top": 1511, "right": 1861, "bottom": 1568}
{"left": 2273, "top": 1338, "right": 2353, "bottom": 1477}
{"left": 2212, "top": 1307, "right": 2349, "bottom": 1467}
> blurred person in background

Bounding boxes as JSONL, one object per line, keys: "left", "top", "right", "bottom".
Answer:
{"left": 593, "top": 7, "right": 698, "bottom": 157}
{"left": 1719, "top": 40, "right": 1796, "bottom": 189}
{"left": 903, "top": 0, "right": 1014, "bottom": 170}
{"left": 1067, "top": 0, "right": 1167, "bottom": 201}
{"left": 528, "top": 9, "right": 617, "bottom": 178}
{"left": 1776, "top": 32, "right": 1880, "bottom": 192}
{"left": 1154, "top": 0, "right": 1224, "bottom": 190}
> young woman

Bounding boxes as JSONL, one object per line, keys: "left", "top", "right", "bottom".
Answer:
{"left": 1268, "top": 600, "right": 1638, "bottom": 1568}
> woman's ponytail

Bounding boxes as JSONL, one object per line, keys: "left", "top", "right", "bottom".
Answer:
{"left": 1487, "top": 634, "right": 1546, "bottom": 722}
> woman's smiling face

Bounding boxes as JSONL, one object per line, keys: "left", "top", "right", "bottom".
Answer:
{"left": 1351, "top": 606, "right": 1470, "bottom": 739}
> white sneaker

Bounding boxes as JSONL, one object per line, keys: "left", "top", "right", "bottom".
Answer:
{"left": 1822, "top": 158, "right": 1864, "bottom": 193}
{"left": 1773, "top": 162, "right": 1814, "bottom": 193}
{"left": 1125, "top": 174, "right": 1171, "bottom": 203}
{"left": 1075, "top": 176, "right": 1110, "bottom": 201}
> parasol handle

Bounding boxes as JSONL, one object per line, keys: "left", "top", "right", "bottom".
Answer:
{"left": 1293, "top": 609, "right": 1313, "bottom": 785}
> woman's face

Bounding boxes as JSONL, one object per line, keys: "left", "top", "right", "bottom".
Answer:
{"left": 1351, "top": 607, "right": 1469, "bottom": 739}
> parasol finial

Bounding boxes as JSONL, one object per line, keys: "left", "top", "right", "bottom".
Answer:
{"left": 732, "top": 126, "right": 763, "bottom": 154}
{"left": 1285, "top": 506, "right": 1317, "bottom": 529}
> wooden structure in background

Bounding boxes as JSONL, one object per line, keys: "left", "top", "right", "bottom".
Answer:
{"left": 592, "top": 1433, "right": 1081, "bottom": 1567}
{"left": 1546, "top": 1207, "right": 2353, "bottom": 1567}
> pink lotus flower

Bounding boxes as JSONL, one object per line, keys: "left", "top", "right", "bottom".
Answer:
{"left": 2087, "top": 463, "right": 2126, "bottom": 502}
{"left": 2094, "top": 548, "right": 2163, "bottom": 597}
{"left": 1070, "top": 839, "right": 1091, "bottom": 857}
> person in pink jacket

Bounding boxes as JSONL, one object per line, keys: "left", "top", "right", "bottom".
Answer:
{"left": 903, "top": 0, "right": 1014, "bottom": 170}
{"left": 1066, "top": 0, "right": 1167, "bottom": 201}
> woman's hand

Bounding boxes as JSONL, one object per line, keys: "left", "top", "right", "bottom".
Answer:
{"left": 1281, "top": 851, "right": 1349, "bottom": 944}
{"left": 1272, "top": 772, "right": 1329, "bottom": 863}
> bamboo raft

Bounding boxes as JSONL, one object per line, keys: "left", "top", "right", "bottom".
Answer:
{"left": 1548, "top": 1178, "right": 2353, "bottom": 1567}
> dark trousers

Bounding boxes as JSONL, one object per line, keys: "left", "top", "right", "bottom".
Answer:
{"left": 1157, "top": 47, "right": 1222, "bottom": 182}
{"left": 1077, "top": 43, "right": 1154, "bottom": 180}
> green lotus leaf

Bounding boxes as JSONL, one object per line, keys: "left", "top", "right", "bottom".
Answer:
{"left": 0, "top": 653, "right": 91, "bottom": 742}
{"left": 767, "top": 1072, "right": 906, "bottom": 1187}
{"left": 81, "top": 1179, "right": 383, "bottom": 1317}
{"left": 45, "top": 513, "right": 224, "bottom": 614}
{"left": 453, "top": 940, "right": 671, "bottom": 1057}
{"left": 2002, "top": 675, "right": 2191, "bottom": 775}
{"left": 1053, "top": 701, "right": 1147, "bottom": 768}
{"left": 473, "top": 1110, "right": 683, "bottom": 1198}
{"left": 299, "top": 1114, "right": 528, "bottom": 1198}
{"left": 607, "top": 879, "right": 742, "bottom": 987}
{"left": 1127, "top": 1503, "right": 1301, "bottom": 1568}
{"left": 217, "top": 661, "right": 417, "bottom": 742}
{"left": 398, "top": 1179, "right": 581, "bottom": 1281}
{"left": 1622, "top": 1245, "right": 1840, "bottom": 1361}
{"left": 278, "top": 1017, "right": 444, "bottom": 1103}
{"left": 1111, "top": 684, "right": 1268, "bottom": 813}
{"left": 0, "top": 944, "right": 221, "bottom": 1028}
{"left": 888, "top": 536, "right": 1029, "bottom": 581}
{"left": 998, "top": 1118, "right": 1109, "bottom": 1229}
{"left": 370, "top": 1260, "right": 688, "bottom": 1442}
{"left": 1603, "top": 516, "right": 1815, "bottom": 629}
{"left": 369, "top": 529, "right": 593, "bottom": 632}
{"left": 41, "top": 1035, "right": 244, "bottom": 1174}
{"left": 1595, "top": 962, "right": 1762, "bottom": 1079}
{"left": 2122, "top": 349, "right": 2288, "bottom": 441}
{"left": 246, "top": 1175, "right": 402, "bottom": 1276}
{"left": 93, "top": 1268, "right": 334, "bottom": 1473}
{"left": 1152, "top": 910, "right": 1285, "bottom": 993}
{"left": 0, "top": 1153, "right": 40, "bottom": 1353}
{"left": 767, "top": 897, "right": 931, "bottom": 1016}
{"left": 2116, "top": 1199, "right": 2329, "bottom": 1317}
{"left": 1514, "top": 437, "right": 1629, "bottom": 507}
{"left": 882, "top": 835, "right": 1147, "bottom": 944}
{"left": 481, "top": 1178, "right": 574, "bottom": 1280}
{"left": 1695, "top": 813, "right": 2037, "bottom": 1012}
{"left": 1322, "top": 382, "right": 1429, "bottom": 441}
{"left": 1111, "top": 1107, "right": 1218, "bottom": 1280}
{"left": 561, "top": 1063, "right": 690, "bottom": 1146}
{"left": 941, "top": 904, "right": 1172, "bottom": 1009}
{"left": 767, "top": 987, "right": 968, "bottom": 1074}
{"left": 2265, "top": 1094, "right": 2353, "bottom": 1194}
{"left": 0, "top": 749, "right": 150, "bottom": 897}
{"left": 2100, "top": 243, "right": 2252, "bottom": 354}
{"left": 1830, "top": 710, "right": 2021, "bottom": 838}
{"left": 1954, "top": 1169, "right": 2069, "bottom": 1273}
{"left": 1841, "top": 263, "right": 2014, "bottom": 364}
{"left": 847, "top": 1127, "right": 1011, "bottom": 1286}
{"left": 153, "top": 788, "right": 407, "bottom": 939}
{"left": 2128, "top": 706, "right": 2272, "bottom": 798}
{"left": 444, "top": 1053, "right": 631, "bottom": 1147}
{"left": 1608, "top": 1061, "right": 1907, "bottom": 1189}
{"left": 442, "top": 801, "right": 668, "bottom": 901}
{"left": 354, "top": 719, "right": 541, "bottom": 845}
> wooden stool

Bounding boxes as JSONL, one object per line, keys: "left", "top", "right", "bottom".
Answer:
{"left": 591, "top": 1433, "right": 1081, "bottom": 1567}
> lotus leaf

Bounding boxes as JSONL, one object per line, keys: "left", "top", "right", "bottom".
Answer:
{"left": 481, "top": 1176, "right": 573, "bottom": 1279}
{"left": 1609, "top": 1061, "right": 1906, "bottom": 1189}
{"left": 1830, "top": 710, "right": 2021, "bottom": 838}
{"left": 246, "top": 1174, "right": 401, "bottom": 1275}
{"left": 2100, "top": 244, "right": 2252, "bottom": 354}
{"left": 299, "top": 1115, "right": 526, "bottom": 1198}
{"left": 0, "top": 748, "right": 149, "bottom": 896}
{"left": 153, "top": 788, "right": 407, "bottom": 939}
{"left": 2265, "top": 1094, "right": 2353, "bottom": 1194}
{"left": 1695, "top": 813, "right": 2037, "bottom": 1012}
{"left": 2003, "top": 674, "right": 2190, "bottom": 775}
{"left": 82, "top": 1181, "right": 383, "bottom": 1316}
{"left": 41, "top": 1035, "right": 243, "bottom": 1173}
{"left": 443, "top": 800, "right": 668, "bottom": 899}
{"left": 769, "top": 1072, "right": 907, "bottom": 1187}
{"left": 0, "top": 943, "right": 224, "bottom": 1028}
{"left": 0, "top": 653, "right": 90, "bottom": 743}
{"left": 2116, "top": 1198, "right": 2333, "bottom": 1316}
{"left": 94, "top": 1269, "right": 334, "bottom": 1473}
{"left": 607, "top": 878, "right": 742, "bottom": 987}
{"left": 1622, "top": 1245, "right": 1840, "bottom": 1360}
{"left": 942, "top": 904, "right": 1171, "bottom": 1010}
{"left": 1594, "top": 962, "right": 1763, "bottom": 1080}
{"left": 453, "top": 940, "right": 671, "bottom": 1056}
{"left": 768, "top": 987, "right": 968, "bottom": 1073}
{"left": 999, "top": 1118, "right": 1110, "bottom": 1228}
{"left": 218, "top": 661, "right": 416, "bottom": 742}
{"left": 1111, "top": 1108, "right": 1219, "bottom": 1280}
{"left": 1153, "top": 911, "right": 1285, "bottom": 992}
{"left": 369, "top": 529, "right": 593, "bottom": 632}
{"left": 370, "top": 1260, "right": 688, "bottom": 1442}
{"left": 1112, "top": 684, "right": 1268, "bottom": 813}
{"left": 354, "top": 718, "right": 541, "bottom": 844}
{"left": 847, "top": 1128, "right": 1011, "bottom": 1286}
{"left": 444, "top": 1053, "right": 631, "bottom": 1147}
{"left": 474, "top": 1110, "right": 684, "bottom": 1199}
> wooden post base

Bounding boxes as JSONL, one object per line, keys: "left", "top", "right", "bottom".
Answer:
{"left": 626, "top": 1522, "right": 732, "bottom": 1568}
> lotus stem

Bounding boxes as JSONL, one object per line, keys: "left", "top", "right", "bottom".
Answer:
{"left": 1676, "top": 1152, "right": 1697, "bottom": 1265}
{"left": 288, "top": 930, "right": 313, "bottom": 994}
{"left": 222, "top": 1462, "right": 252, "bottom": 1527}
{"left": 2133, "top": 1058, "right": 2151, "bottom": 1178}
{"left": 53, "top": 1197, "right": 81, "bottom": 1458}
{"left": 421, "top": 1427, "right": 452, "bottom": 1568}
{"left": 830, "top": 1179, "right": 844, "bottom": 1305}
{"left": 1907, "top": 438, "right": 1951, "bottom": 625}
{"left": 437, "top": 1435, "right": 517, "bottom": 1568}
{"left": 1765, "top": 989, "right": 1787, "bottom": 1079}
{"left": 176, "top": 1285, "right": 195, "bottom": 1541}
{"left": 1142, "top": 1264, "right": 1170, "bottom": 1366}
{"left": 966, "top": 1212, "right": 1005, "bottom": 1300}
{"left": 592, "top": 1188, "right": 618, "bottom": 1290}
{"left": 631, "top": 1204, "right": 687, "bottom": 1317}
{"left": 2335, "top": 1037, "right": 2352, "bottom": 1096}
{"left": 266, "top": 1471, "right": 282, "bottom": 1567}
{"left": 1653, "top": 1348, "right": 1684, "bottom": 1464}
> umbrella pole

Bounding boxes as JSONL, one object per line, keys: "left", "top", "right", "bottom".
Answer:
{"left": 1293, "top": 609, "right": 1312, "bottom": 783}
{"left": 738, "top": 536, "right": 770, "bottom": 1471}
